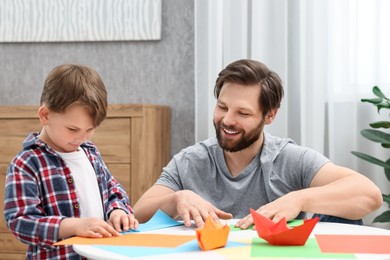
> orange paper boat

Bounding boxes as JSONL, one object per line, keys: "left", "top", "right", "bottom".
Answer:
{"left": 196, "top": 216, "right": 230, "bottom": 251}
{"left": 250, "top": 208, "right": 318, "bottom": 246}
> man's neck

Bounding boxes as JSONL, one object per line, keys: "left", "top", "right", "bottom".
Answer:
{"left": 223, "top": 133, "right": 264, "bottom": 177}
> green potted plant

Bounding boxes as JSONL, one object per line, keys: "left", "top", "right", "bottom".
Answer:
{"left": 351, "top": 86, "right": 390, "bottom": 223}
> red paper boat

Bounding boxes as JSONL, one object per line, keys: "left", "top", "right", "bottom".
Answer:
{"left": 250, "top": 208, "right": 318, "bottom": 246}
{"left": 196, "top": 216, "right": 230, "bottom": 251}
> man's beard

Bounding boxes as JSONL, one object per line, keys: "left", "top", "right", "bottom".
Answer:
{"left": 214, "top": 118, "right": 265, "bottom": 152}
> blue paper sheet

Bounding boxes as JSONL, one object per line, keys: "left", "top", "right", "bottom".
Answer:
{"left": 94, "top": 240, "right": 248, "bottom": 258}
{"left": 122, "top": 209, "right": 184, "bottom": 233}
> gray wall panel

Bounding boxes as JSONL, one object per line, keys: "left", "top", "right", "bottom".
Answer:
{"left": 0, "top": 0, "right": 194, "bottom": 156}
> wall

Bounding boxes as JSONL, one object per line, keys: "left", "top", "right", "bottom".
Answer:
{"left": 0, "top": 0, "right": 194, "bottom": 156}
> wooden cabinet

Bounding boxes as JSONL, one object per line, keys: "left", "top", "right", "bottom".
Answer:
{"left": 0, "top": 104, "right": 170, "bottom": 259}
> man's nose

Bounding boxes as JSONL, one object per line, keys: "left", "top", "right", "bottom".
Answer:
{"left": 222, "top": 111, "right": 236, "bottom": 126}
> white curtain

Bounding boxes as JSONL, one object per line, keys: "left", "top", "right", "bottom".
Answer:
{"left": 195, "top": 0, "right": 390, "bottom": 227}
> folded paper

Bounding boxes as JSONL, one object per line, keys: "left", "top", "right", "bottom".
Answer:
{"left": 196, "top": 216, "right": 230, "bottom": 251}
{"left": 250, "top": 208, "right": 318, "bottom": 246}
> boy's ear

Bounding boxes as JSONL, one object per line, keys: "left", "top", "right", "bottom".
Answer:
{"left": 265, "top": 109, "right": 278, "bottom": 125}
{"left": 38, "top": 105, "right": 50, "bottom": 125}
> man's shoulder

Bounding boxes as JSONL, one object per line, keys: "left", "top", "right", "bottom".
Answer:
{"left": 175, "top": 137, "right": 219, "bottom": 159}
{"left": 262, "top": 132, "right": 296, "bottom": 159}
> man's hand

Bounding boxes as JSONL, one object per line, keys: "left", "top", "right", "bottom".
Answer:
{"left": 107, "top": 209, "right": 139, "bottom": 232}
{"left": 175, "top": 190, "right": 232, "bottom": 228}
{"left": 235, "top": 191, "right": 303, "bottom": 229}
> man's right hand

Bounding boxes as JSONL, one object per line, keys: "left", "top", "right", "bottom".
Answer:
{"left": 175, "top": 190, "right": 232, "bottom": 228}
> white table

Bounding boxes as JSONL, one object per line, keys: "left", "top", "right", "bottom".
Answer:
{"left": 73, "top": 220, "right": 390, "bottom": 259}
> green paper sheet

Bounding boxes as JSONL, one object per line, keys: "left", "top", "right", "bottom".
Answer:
{"left": 229, "top": 219, "right": 304, "bottom": 231}
{"left": 250, "top": 238, "right": 355, "bottom": 258}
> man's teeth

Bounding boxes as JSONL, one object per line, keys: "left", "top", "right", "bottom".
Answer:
{"left": 224, "top": 128, "right": 238, "bottom": 134}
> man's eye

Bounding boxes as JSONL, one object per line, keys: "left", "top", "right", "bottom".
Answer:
{"left": 239, "top": 112, "right": 250, "bottom": 116}
{"left": 68, "top": 128, "right": 77, "bottom": 132}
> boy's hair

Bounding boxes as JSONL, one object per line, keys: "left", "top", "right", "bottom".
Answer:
{"left": 214, "top": 59, "right": 284, "bottom": 117}
{"left": 40, "top": 64, "right": 108, "bottom": 127}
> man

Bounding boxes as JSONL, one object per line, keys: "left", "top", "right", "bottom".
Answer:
{"left": 133, "top": 59, "right": 382, "bottom": 228}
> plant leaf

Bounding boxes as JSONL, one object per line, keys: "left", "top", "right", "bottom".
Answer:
{"left": 383, "top": 194, "right": 390, "bottom": 204}
{"left": 373, "top": 210, "right": 390, "bottom": 223}
{"left": 361, "top": 129, "right": 390, "bottom": 144}
{"left": 361, "top": 97, "right": 383, "bottom": 104}
{"left": 386, "top": 159, "right": 390, "bottom": 182}
{"left": 369, "top": 121, "right": 390, "bottom": 129}
{"left": 351, "top": 151, "right": 390, "bottom": 168}
{"left": 377, "top": 103, "right": 390, "bottom": 112}
{"left": 372, "top": 86, "right": 388, "bottom": 99}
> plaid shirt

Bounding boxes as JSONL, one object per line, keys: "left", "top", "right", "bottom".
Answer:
{"left": 4, "top": 132, "right": 133, "bottom": 260}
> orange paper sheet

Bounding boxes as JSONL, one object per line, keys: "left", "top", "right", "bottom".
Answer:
{"left": 196, "top": 216, "right": 230, "bottom": 251}
{"left": 54, "top": 233, "right": 195, "bottom": 247}
{"left": 250, "top": 208, "right": 318, "bottom": 246}
{"left": 315, "top": 234, "right": 390, "bottom": 254}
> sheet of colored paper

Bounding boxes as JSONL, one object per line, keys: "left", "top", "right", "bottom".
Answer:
{"left": 55, "top": 209, "right": 183, "bottom": 246}
{"left": 56, "top": 233, "right": 195, "bottom": 246}
{"left": 93, "top": 240, "right": 248, "bottom": 258}
{"left": 251, "top": 238, "right": 355, "bottom": 258}
{"left": 229, "top": 219, "right": 303, "bottom": 231}
{"left": 288, "top": 219, "right": 304, "bottom": 227}
{"left": 123, "top": 209, "right": 183, "bottom": 233}
{"left": 315, "top": 234, "right": 390, "bottom": 254}
{"left": 229, "top": 224, "right": 254, "bottom": 231}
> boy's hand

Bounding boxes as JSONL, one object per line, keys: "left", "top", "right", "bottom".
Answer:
{"left": 59, "top": 217, "right": 120, "bottom": 239}
{"left": 107, "top": 209, "right": 139, "bottom": 232}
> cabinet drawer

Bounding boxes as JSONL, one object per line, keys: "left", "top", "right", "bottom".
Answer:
{"left": 92, "top": 118, "right": 131, "bottom": 163}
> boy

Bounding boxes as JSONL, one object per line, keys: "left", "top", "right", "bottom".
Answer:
{"left": 4, "top": 64, "right": 138, "bottom": 259}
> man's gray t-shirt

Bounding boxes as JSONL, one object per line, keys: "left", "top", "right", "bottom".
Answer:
{"left": 156, "top": 131, "right": 330, "bottom": 218}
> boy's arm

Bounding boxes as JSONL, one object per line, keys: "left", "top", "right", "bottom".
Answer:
{"left": 4, "top": 160, "right": 63, "bottom": 247}
{"left": 103, "top": 170, "right": 133, "bottom": 216}
{"left": 90, "top": 146, "right": 133, "bottom": 216}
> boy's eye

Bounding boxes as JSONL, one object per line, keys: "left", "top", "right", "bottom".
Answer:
{"left": 68, "top": 128, "right": 77, "bottom": 132}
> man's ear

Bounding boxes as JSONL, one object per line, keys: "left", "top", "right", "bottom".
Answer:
{"left": 38, "top": 105, "right": 50, "bottom": 125}
{"left": 265, "top": 109, "right": 278, "bottom": 125}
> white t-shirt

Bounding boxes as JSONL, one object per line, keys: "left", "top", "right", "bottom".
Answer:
{"left": 57, "top": 148, "right": 104, "bottom": 219}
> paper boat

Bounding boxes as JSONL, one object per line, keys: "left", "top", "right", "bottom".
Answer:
{"left": 196, "top": 216, "right": 230, "bottom": 251}
{"left": 250, "top": 208, "right": 318, "bottom": 246}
